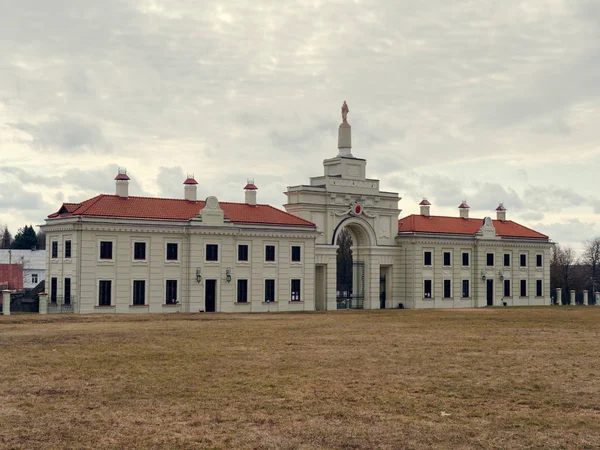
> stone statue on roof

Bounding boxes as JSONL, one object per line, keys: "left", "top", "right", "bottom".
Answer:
{"left": 341, "top": 101, "right": 349, "bottom": 123}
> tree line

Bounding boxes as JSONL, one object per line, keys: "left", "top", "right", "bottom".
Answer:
{"left": 551, "top": 238, "right": 600, "bottom": 300}
{"left": 0, "top": 224, "right": 46, "bottom": 250}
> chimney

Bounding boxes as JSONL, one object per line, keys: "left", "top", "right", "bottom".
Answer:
{"left": 419, "top": 198, "right": 431, "bottom": 217}
{"left": 496, "top": 203, "right": 507, "bottom": 221}
{"left": 183, "top": 174, "right": 198, "bottom": 201}
{"left": 244, "top": 179, "right": 257, "bottom": 206}
{"left": 114, "top": 168, "right": 130, "bottom": 198}
{"left": 458, "top": 200, "right": 470, "bottom": 218}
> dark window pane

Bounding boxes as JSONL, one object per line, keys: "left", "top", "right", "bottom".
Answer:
{"left": 504, "top": 279, "right": 511, "bottom": 297}
{"left": 99, "top": 280, "right": 111, "bottom": 306}
{"left": 100, "top": 241, "right": 113, "bottom": 260}
{"left": 487, "top": 253, "right": 494, "bottom": 266}
{"left": 64, "top": 240, "right": 72, "bottom": 259}
{"left": 443, "top": 252, "right": 451, "bottom": 266}
{"left": 134, "top": 242, "right": 146, "bottom": 260}
{"left": 238, "top": 245, "right": 248, "bottom": 262}
{"left": 50, "top": 277, "right": 57, "bottom": 303}
{"left": 520, "top": 280, "right": 527, "bottom": 297}
{"left": 504, "top": 254, "right": 510, "bottom": 267}
{"left": 64, "top": 278, "right": 71, "bottom": 304}
{"left": 520, "top": 254, "right": 527, "bottom": 267}
{"left": 265, "top": 246, "right": 276, "bottom": 262}
{"left": 166, "top": 280, "right": 178, "bottom": 304}
{"left": 166, "top": 243, "right": 178, "bottom": 261}
{"left": 462, "top": 280, "right": 469, "bottom": 298}
{"left": 133, "top": 280, "right": 145, "bottom": 305}
{"left": 237, "top": 279, "right": 248, "bottom": 303}
{"left": 424, "top": 252, "right": 432, "bottom": 266}
{"left": 291, "top": 279, "right": 301, "bottom": 301}
{"left": 443, "top": 280, "right": 451, "bottom": 298}
{"left": 462, "top": 252, "right": 469, "bottom": 266}
{"left": 291, "top": 246, "right": 301, "bottom": 262}
{"left": 424, "top": 280, "right": 432, "bottom": 298}
{"left": 51, "top": 241, "right": 58, "bottom": 259}
{"left": 536, "top": 255, "right": 543, "bottom": 267}
{"left": 265, "top": 279, "right": 275, "bottom": 302}
{"left": 536, "top": 280, "right": 542, "bottom": 297}
{"left": 206, "top": 244, "right": 219, "bottom": 261}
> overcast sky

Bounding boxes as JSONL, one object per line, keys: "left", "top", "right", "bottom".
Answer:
{"left": 1, "top": 0, "right": 599, "bottom": 253}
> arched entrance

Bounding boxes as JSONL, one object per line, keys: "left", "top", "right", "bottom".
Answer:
{"left": 333, "top": 218, "right": 377, "bottom": 309}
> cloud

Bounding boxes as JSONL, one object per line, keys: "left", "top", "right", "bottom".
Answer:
{"left": 156, "top": 166, "right": 186, "bottom": 199}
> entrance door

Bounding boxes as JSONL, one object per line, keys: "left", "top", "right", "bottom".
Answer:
{"left": 486, "top": 279, "right": 494, "bottom": 306}
{"left": 380, "top": 275, "right": 386, "bottom": 309}
{"left": 205, "top": 280, "right": 216, "bottom": 312}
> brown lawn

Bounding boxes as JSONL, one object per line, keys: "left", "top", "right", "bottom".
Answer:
{"left": 1, "top": 308, "right": 600, "bottom": 449}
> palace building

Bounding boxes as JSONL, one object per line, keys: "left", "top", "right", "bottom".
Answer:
{"left": 42, "top": 104, "right": 553, "bottom": 313}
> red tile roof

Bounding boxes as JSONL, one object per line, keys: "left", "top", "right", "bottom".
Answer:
{"left": 183, "top": 177, "right": 198, "bottom": 185}
{"left": 496, "top": 203, "right": 507, "bottom": 211}
{"left": 398, "top": 214, "right": 548, "bottom": 239}
{"left": 244, "top": 183, "right": 258, "bottom": 190}
{"left": 48, "top": 195, "right": 315, "bottom": 227}
{"left": 419, "top": 199, "right": 431, "bottom": 206}
{"left": 458, "top": 201, "right": 470, "bottom": 209}
{"left": 114, "top": 173, "right": 130, "bottom": 181}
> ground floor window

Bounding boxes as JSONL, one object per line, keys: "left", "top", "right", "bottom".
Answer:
{"left": 504, "top": 279, "right": 511, "bottom": 297}
{"left": 98, "top": 280, "right": 111, "bottom": 306}
{"left": 265, "top": 279, "right": 275, "bottom": 302}
{"left": 50, "top": 277, "right": 57, "bottom": 303}
{"left": 443, "top": 279, "right": 451, "bottom": 298}
{"left": 291, "top": 279, "right": 301, "bottom": 301}
{"left": 462, "top": 280, "right": 470, "bottom": 298}
{"left": 165, "top": 280, "right": 178, "bottom": 304}
{"left": 520, "top": 280, "right": 527, "bottom": 297}
{"left": 237, "top": 279, "right": 248, "bottom": 303}
{"left": 133, "top": 280, "right": 146, "bottom": 305}
{"left": 64, "top": 278, "right": 71, "bottom": 305}
{"left": 536, "top": 280, "right": 543, "bottom": 297}
{"left": 424, "top": 279, "right": 432, "bottom": 298}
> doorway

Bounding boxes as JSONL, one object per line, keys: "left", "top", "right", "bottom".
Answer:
{"left": 486, "top": 279, "right": 494, "bottom": 306}
{"left": 205, "top": 279, "right": 216, "bottom": 312}
{"left": 380, "top": 274, "right": 386, "bottom": 309}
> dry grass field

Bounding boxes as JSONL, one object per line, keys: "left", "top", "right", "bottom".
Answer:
{"left": 1, "top": 308, "right": 600, "bottom": 449}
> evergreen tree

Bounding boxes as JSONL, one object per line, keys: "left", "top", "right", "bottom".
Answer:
{"left": 11, "top": 225, "right": 39, "bottom": 249}
{"left": 36, "top": 230, "right": 47, "bottom": 250}
{"left": 0, "top": 225, "right": 12, "bottom": 249}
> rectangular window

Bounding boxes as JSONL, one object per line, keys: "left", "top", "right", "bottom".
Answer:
{"left": 100, "top": 241, "right": 113, "bottom": 260}
{"left": 265, "top": 279, "right": 275, "bottom": 302}
{"left": 520, "top": 280, "right": 527, "bottom": 297}
{"left": 134, "top": 242, "right": 146, "bottom": 260}
{"left": 443, "top": 280, "right": 451, "bottom": 298}
{"left": 165, "top": 280, "right": 178, "bottom": 304}
{"left": 238, "top": 244, "right": 249, "bottom": 262}
{"left": 98, "top": 280, "right": 111, "bottom": 306}
{"left": 237, "top": 279, "right": 248, "bottom": 303}
{"left": 424, "top": 279, "right": 432, "bottom": 298}
{"left": 462, "top": 252, "right": 469, "bottom": 267}
{"left": 64, "top": 278, "right": 71, "bottom": 305}
{"left": 424, "top": 251, "right": 432, "bottom": 266}
{"left": 462, "top": 280, "right": 470, "bottom": 298}
{"left": 206, "top": 244, "right": 219, "bottom": 261}
{"left": 133, "top": 280, "right": 146, "bottom": 305}
{"left": 443, "top": 251, "right": 451, "bottom": 266}
{"left": 64, "top": 240, "right": 72, "bottom": 259}
{"left": 291, "top": 246, "right": 301, "bottom": 262}
{"left": 291, "top": 279, "right": 301, "bottom": 301}
{"left": 265, "top": 245, "right": 276, "bottom": 262}
{"left": 31, "top": 273, "right": 38, "bottom": 284}
{"left": 536, "top": 254, "right": 543, "bottom": 267}
{"left": 520, "top": 254, "right": 527, "bottom": 267}
{"left": 536, "top": 280, "right": 543, "bottom": 297}
{"left": 504, "top": 253, "right": 511, "bottom": 267}
{"left": 504, "top": 279, "right": 511, "bottom": 297}
{"left": 166, "top": 243, "right": 178, "bottom": 261}
{"left": 486, "top": 253, "right": 494, "bottom": 267}
{"left": 51, "top": 241, "right": 58, "bottom": 259}
{"left": 50, "top": 277, "right": 57, "bottom": 303}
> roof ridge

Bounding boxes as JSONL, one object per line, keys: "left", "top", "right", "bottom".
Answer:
{"left": 262, "top": 204, "right": 315, "bottom": 226}
{"left": 73, "top": 194, "right": 105, "bottom": 215}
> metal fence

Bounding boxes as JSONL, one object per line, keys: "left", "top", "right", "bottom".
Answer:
{"left": 336, "top": 295, "right": 365, "bottom": 310}
{"left": 47, "top": 296, "right": 76, "bottom": 314}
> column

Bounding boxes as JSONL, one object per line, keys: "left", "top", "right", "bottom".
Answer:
{"left": 39, "top": 293, "right": 48, "bottom": 315}
{"left": 2, "top": 290, "right": 10, "bottom": 316}
{"left": 570, "top": 290, "right": 576, "bottom": 306}
{"left": 556, "top": 288, "right": 562, "bottom": 305}
{"left": 583, "top": 290, "right": 588, "bottom": 306}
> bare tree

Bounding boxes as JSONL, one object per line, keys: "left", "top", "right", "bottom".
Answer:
{"left": 583, "top": 237, "right": 600, "bottom": 295}
{"left": 551, "top": 244, "right": 577, "bottom": 302}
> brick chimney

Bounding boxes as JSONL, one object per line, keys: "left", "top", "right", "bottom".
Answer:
{"left": 496, "top": 203, "right": 507, "bottom": 221}
{"left": 419, "top": 198, "right": 431, "bottom": 217}
{"left": 244, "top": 179, "right": 257, "bottom": 206}
{"left": 183, "top": 175, "right": 198, "bottom": 201}
{"left": 114, "top": 168, "right": 130, "bottom": 198}
{"left": 458, "top": 200, "right": 470, "bottom": 218}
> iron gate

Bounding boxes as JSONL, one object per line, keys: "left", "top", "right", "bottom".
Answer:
{"left": 336, "top": 261, "right": 365, "bottom": 309}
